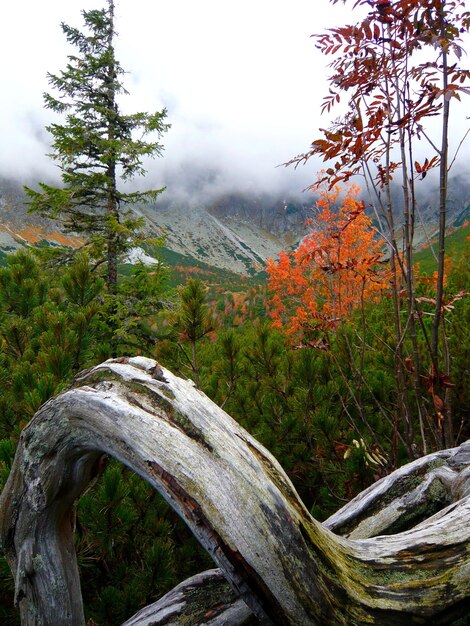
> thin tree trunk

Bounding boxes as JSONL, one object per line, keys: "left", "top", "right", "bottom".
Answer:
{"left": 381, "top": 30, "right": 416, "bottom": 458}
{"left": 105, "top": 0, "right": 119, "bottom": 296}
{"left": 385, "top": 193, "right": 416, "bottom": 457}
{"left": 432, "top": 12, "right": 453, "bottom": 448}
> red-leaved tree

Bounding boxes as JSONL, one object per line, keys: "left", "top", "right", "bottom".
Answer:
{"left": 289, "top": 0, "right": 470, "bottom": 451}
{"left": 267, "top": 184, "right": 387, "bottom": 342}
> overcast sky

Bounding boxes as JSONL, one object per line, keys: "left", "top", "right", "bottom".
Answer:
{"left": 1, "top": 1, "right": 469, "bottom": 202}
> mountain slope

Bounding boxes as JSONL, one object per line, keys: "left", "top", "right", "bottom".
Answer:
{"left": 0, "top": 177, "right": 311, "bottom": 274}
{"left": 138, "top": 194, "right": 310, "bottom": 275}
{"left": 1, "top": 174, "right": 469, "bottom": 274}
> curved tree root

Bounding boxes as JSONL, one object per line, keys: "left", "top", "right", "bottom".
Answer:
{"left": 1, "top": 357, "right": 469, "bottom": 625}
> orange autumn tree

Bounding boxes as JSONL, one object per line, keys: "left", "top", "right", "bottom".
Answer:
{"left": 267, "top": 184, "right": 387, "bottom": 342}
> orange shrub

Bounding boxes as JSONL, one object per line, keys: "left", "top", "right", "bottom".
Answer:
{"left": 266, "top": 185, "right": 388, "bottom": 341}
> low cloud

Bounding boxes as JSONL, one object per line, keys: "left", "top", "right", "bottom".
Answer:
{"left": 1, "top": 0, "right": 332, "bottom": 202}
{"left": 3, "top": 1, "right": 468, "bottom": 209}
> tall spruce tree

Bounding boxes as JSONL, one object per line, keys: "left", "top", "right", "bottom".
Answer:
{"left": 26, "top": 0, "right": 169, "bottom": 292}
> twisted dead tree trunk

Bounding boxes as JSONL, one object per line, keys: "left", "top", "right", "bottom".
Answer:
{"left": 1, "top": 357, "right": 469, "bottom": 625}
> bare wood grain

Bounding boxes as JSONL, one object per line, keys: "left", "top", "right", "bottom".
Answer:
{"left": 1, "top": 357, "right": 469, "bottom": 625}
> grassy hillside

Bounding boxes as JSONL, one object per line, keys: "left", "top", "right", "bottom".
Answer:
{"left": 413, "top": 223, "right": 470, "bottom": 275}
{"left": 157, "top": 246, "right": 264, "bottom": 290}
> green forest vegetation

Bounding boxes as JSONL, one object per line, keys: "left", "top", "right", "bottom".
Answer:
{"left": 0, "top": 234, "right": 468, "bottom": 623}
{"left": 413, "top": 222, "right": 470, "bottom": 274}
{"left": 1, "top": 0, "right": 470, "bottom": 624}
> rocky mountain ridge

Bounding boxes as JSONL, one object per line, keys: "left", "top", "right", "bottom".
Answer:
{"left": 138, "top": 193, "right": 311, "bottom": 274}
{"left": 0, "top": 178, "right": 311, "bottom": 273}
{"left": 1, "top": 175, "right": 469, "bottom": 273}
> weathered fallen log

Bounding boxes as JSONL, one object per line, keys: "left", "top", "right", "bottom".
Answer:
{"left": 120, "top": 569, "right": 255, "bottom": 626}
{"left": 0, "top": 357, "right": 469, "bottom": 625}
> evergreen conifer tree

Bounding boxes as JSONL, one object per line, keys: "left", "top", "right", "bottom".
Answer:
{"left": 25, "top": 0, "right": 169, "bottom": 293}
{"left": 162, "top": 279, "right": 216, "bottom": 387}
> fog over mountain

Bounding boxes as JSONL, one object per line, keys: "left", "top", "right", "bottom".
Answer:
{"left": 1, "top": 0, "right": 351, "bottom": 199}
{"left": 3, "top": 1, "right": 470, "bottom": 207}
{"left": 1, "top": 160, "right": 469, "bottom": 277}
{"left": 2, "top": 112, "right": 317, "bottom": 206}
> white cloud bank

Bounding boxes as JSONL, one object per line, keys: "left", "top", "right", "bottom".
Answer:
{"left": 1, "top": 1, "right": 469, "bottom": 200}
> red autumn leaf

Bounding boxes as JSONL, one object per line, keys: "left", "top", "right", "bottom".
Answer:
{"left": 433, "top": 393, "right": 444, "bottom": 413}
{"left": 404, "top": 357, "right": 415, "bottom": 372}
